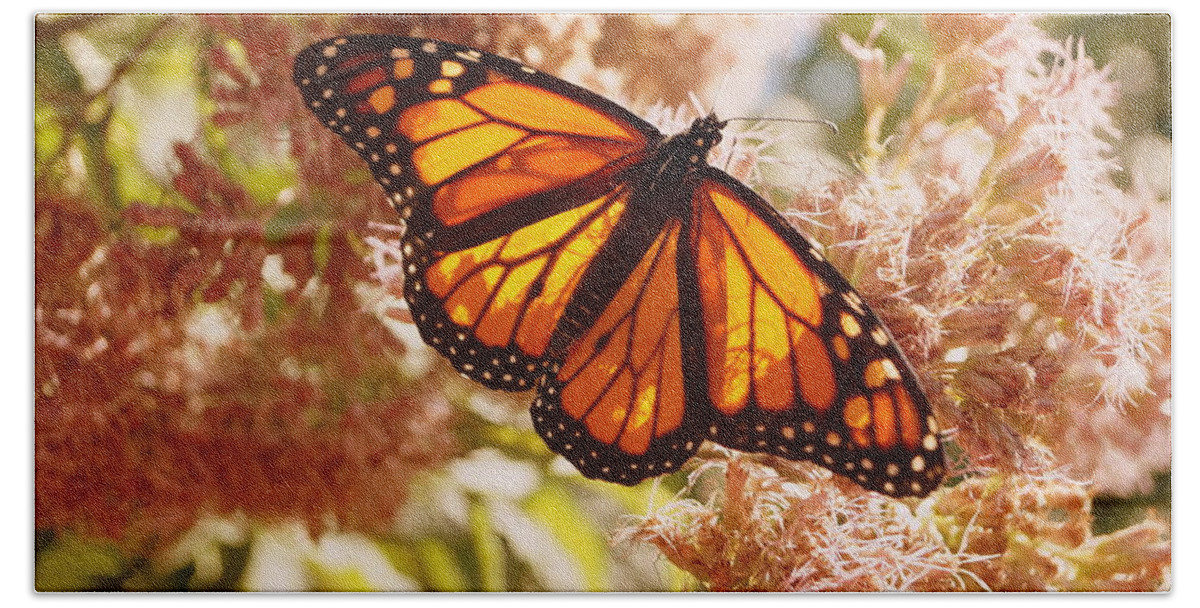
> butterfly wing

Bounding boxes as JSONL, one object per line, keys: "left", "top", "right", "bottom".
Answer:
{"left": 688, "top": 170, "right": 945, "bottom": 497}
{"left": 531, "top": 218, "right": 715, "bottom": 484}
{"left": 294, "top": 36, "right": 661, "bottom": 388}
{"left": 402, "top": 185, "right": 633, "bottom": 389}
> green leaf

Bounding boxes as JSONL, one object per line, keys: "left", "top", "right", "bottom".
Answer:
{"left": 34, "top": 36, "right": 84, "bottom": 95}
{"left": 415, "top": 538, "right": 468, "bottom": 592}
{"left": 376, "top": 538, "right": 424, "bottom": 584}
{"left": 308, "top": 564, "right": 374, "bottom": 592}
{"left": 263, "top": 203, "right": 311, "bottom": 244}
{"left": 314, "top": 223, "right": 333, "bottom": 272}
{"left": 35, "top": 533, "right": 125, "bottom": 591}
{"left": 469, "top": 499, "right": 507, "bottom": 591}
{"left": 522, "top": 484, "right": 608, "bottom": 591}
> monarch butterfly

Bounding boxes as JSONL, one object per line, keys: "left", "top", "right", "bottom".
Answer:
{"left": 294, "top": 35, "right": 945, "bottom": 497}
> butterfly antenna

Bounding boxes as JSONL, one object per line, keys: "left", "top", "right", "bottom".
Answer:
{"left": 687, "top": 91, "right": 707, "bottom": 119}
{"left": 723, "top": 134, "right": 740, "bottom": 172}
{"left": 710, "top": 69, "right": 735, "bottom": 116}
{"left": 725, "top": 116, "right": 840, "bottom": 135}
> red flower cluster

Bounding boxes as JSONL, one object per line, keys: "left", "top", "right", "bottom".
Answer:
{"left": 36, "top": 15, "right": 458, "bottom": 550}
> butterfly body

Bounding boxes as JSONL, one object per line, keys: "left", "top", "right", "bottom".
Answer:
{"left": 295, "top": 35, "right": 946, "bottom": 496}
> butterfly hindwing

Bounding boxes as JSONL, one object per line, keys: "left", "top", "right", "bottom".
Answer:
{"left": 532, "top": 219, "right": 713, "bottom": 484}
{"left": 689, "top": 172, "right": 945, "bottom": 497}
{"left": 400, "top": 187, "right": 633, "bottom": 389}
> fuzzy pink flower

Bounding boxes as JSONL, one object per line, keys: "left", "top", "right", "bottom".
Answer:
{"left": 622, "top": 14, "right": 1169, "bottom": 591}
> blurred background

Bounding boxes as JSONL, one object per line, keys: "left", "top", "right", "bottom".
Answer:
{"left": 34, "top": 14, "right": 1170, "bottom": 591}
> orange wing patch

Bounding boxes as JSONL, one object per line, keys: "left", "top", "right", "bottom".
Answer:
{"left": 789, "top": 320, "right": 836, "bottom": 412}
{"left": 894, "top": 385, "right": 922, "bottom": 449}
{"left": 556, "top": 221, "right": 685, "bottom": 456}
{"left": 411, "top": 122, "right": 528, "bottom": 186}
{"left": 463, "top": 81, "right": 645, "bottom": 142}
{"left": 693, "top": 180, "right": 832, "bottom": 416}
{"left": 419, "top": 190, "right": 629, "bottom": 360}
{"left": 707, "top": 186, "right": 822, "bottom": 325}
{"left": 397, "top": 99, "right": 487, "bottom": 142}
{"left": 430, "top": 136, "right": 640, "bottom": 227}
{"left": 391, "top": 81, "right": 647, "bottom": 226}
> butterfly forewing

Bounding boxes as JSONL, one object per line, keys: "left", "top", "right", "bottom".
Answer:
{"left": 294, "top": 36, "right": 657, "bottom": 227}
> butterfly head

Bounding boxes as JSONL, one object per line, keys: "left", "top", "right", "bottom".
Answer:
{"left": 688, "top": 113, "right": 729, "bottom": 150}
{"left": 663, "top": 113, "right": 729, "bottom": 173}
